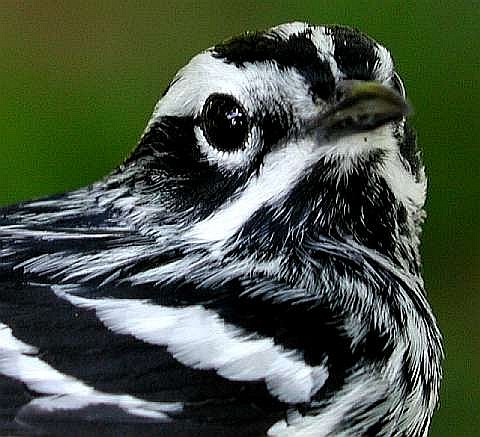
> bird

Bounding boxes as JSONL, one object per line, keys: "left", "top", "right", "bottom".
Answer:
{"left": 0, "top": 22, "right": 443, "bottom": 436}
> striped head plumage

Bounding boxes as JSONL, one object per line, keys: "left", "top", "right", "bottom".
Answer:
{"left": 0, "top": 22, "right": 442, "bottom": 436}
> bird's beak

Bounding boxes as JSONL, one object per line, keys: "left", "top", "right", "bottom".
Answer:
{"left": 313, "top": 80, "right": 411, "bottom": 134}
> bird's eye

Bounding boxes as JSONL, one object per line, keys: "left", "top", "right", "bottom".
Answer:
{"left": 200, "top": 93, "right": 249, "bottom": 152}
{"left": 391, "top": 72, "right": 406, "bottom": 98}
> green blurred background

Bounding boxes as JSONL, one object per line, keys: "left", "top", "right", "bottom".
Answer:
{"left": 0, "top": 1, "right": 478, "bottom": 434}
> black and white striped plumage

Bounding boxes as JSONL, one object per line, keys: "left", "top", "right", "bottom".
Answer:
{"left": 0, "top": 23, "right": 442, "bottom": 436}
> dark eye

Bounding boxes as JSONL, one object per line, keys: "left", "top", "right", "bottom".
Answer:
{"left": 201, "top": 93, "right": 249, "bottom": 152}
{"left": 391, "top": 72, "right": 406, "bottom": 98}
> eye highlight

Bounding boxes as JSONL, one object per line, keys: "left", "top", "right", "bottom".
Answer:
{"left": 200, "top": 93, "right": 249, "bottom": 152}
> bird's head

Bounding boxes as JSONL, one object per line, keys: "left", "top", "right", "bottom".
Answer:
{"left": 1, "top": 23, "right": 442, "bottom": 437}
{"left": 111, "top": 22, "right": 424, "bottom": 277}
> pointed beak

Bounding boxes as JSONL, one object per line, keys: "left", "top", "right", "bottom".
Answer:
{"left": 312, "top": 80, "right": 411, "bottom": 134}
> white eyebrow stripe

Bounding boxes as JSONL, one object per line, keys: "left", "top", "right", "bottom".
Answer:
{"left": 153, "top": 54, "right": 311, "bottom": 119}
{"left": 0, "top": 323, "right": 182, "bottom": 420}
{"left": 55, "top": 290, "right": 329, "bottom": 404}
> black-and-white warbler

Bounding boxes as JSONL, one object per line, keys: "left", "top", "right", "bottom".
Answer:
{"left": 0, "top": 22, "right": 443, "bottom": 436}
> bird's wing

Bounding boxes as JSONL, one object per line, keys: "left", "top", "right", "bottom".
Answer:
{"left": 0, "top": 279, "right": 289, "bottom": 436}
{"left": 0, "top": 198, "right": 340, "bottom": 436}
